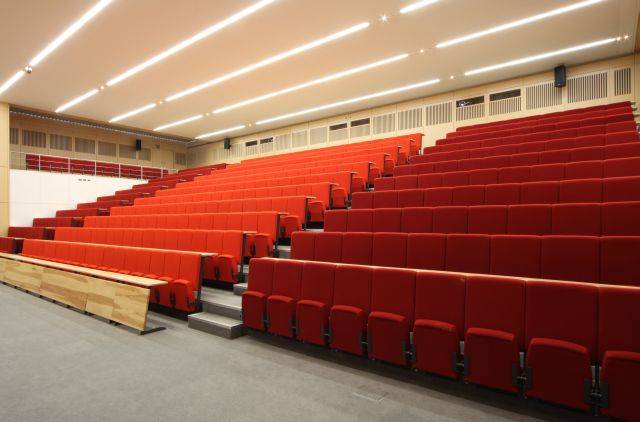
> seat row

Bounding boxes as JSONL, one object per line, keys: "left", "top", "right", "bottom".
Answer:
{"left": 32, "top": 217, "right": 82, "bottom": 228}
{"left": 398, "top": 142, "right": 640, "bottom": 177}
{"left": 7, "top": 226, "right": 52, "bottom": 239}
{"left": 21, "top": 239, "right": 203, "bottom": 312}
{"left": 419, "top": 130, "right": 637, "bottom": 163}
{"left": 453, "top": 101, "right": 630, "bottom": 135}
{"left": 290, "top": 231, "right": 639, "bottom": 286}
{"left": 243, "top": 257, "right": 639, "bottom": 420}
{"left": 112, "top": 195, "right": 310, "bottom": 236}
{"left": 55, "top": 227, "right": 247, "bottom": 283}
{"left": 358, "top": 176, "right": 640, "bottom": 208}
{"left": 382, "top": 157, "right": 640, "bottom": 189}
{"left": 325, "top": 202, "right": 640, "bottom": 236}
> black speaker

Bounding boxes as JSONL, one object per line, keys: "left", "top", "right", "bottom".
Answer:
{"left": 554, "top": 65, "right": 566, "bottom": 88}
{"left": 135, "top": 139, "right": 142, "bottom": 151}
{"left": 224, "top": 137, "right": 231, "bottom": 150}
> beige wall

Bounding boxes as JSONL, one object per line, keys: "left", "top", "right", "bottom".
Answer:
{"left": 0, "top": 103, "right": 9, "bottom": 235}
{"left": 189, "top": 54, "right": 636, "bottom": 165}
{"left": 9, "top": 113, "right": 188, "bottom": 171}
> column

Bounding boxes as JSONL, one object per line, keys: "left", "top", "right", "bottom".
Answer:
{"left": 0, "top": 103, "right": 9, "bottom": 235}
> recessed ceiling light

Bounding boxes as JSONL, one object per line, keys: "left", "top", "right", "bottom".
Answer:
{"left": 109, "top": 103, "right": 157, "bottom": 123}
{"left": 437, "top": 0, "right": 604, "bottom": 48}
{"left": 106, "top": 0, "right": 276, "bottom": 87}
{"left": 56, "top": 88, "right": 100, "bottom": 113}
{"left": 464, "top": 37, "right": 617, "bottom": 76}
{"left": 256, "top": 78, "right": 440, "bottom": 125}
{"left": 380, "top": 14, "right": 389, "bottom": 22}
{"left": 0, "top": 71, "right": 25, "bottom": 95}
{"left": 450, "top": 75, "right": 455, "bottom": 79}
{"left": 154, "top": 115, "right": 203, "bottom": 132}
{"left": 165, "top": 22, "right": 370, "bottom": 102}
{"left": 419, "top": 49, "right": 425, "bottom": 53}
{"left": 624, "top": 34, "right": 629, "bottom": 40}
{"left": 213, "top": 53, "right": 408, "bottom": 114}
{"left": 196, "top": 125, "right": 246, "bottom": 140}
{"left": 400, "top": 0, "right": 440, "bottom": 14}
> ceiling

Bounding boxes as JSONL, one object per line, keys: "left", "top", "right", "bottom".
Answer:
{"left": 0, "top": 0, "right": 638, "bottom": 143}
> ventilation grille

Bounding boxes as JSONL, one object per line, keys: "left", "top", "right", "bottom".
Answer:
{"left": 119, "top": 144, "right": 137, "bottom": 159}
{"left": 372, "top": 113, "right": 395, "bottom": 134}
{"left": 456, "top": 103, "right": 484, "bottom": 121}
{"left": 292, "top": 130, "right": 307, "bottom": 148}
{"left": 49, "top": 134, "right": 72, "bottom": 151}
{"left": 310, "top": 126, "right": 327, "bottom": 144}
{"left": 525, "top": 81, "right": 562, "bottom": 110}
{"left": 614, "top": 67, "right": 632, "bottom": 96}
{"left": 175, "top": 152, "right": 186, "bottom": 166}
{"left": 139, "top": 148, "right": 151, "bottom": 161}
{"left": 9, "top": 128, "right": 18, "bottom": 145}
{"left": 75, "top": 138, "right": 95, "bottom": 154}
{"left": 489, "top": 96, "right": 521, "bottom": 116}
{"left": 397, "top": 107, "right": 422, "bottom": 131}
{"left": 275, "top": 134, "right": 292, "bottom": 151}
{"left": 568, "top": 71, "right": 607, "bottom": 103}
{"left": 98, "top": 141, "right": 117, "bottom": 157}
{"left": 425, "top": 102, "right": 452, "bottom": 126}
{"left": 22, "top": 130, "right": 47, "bottom": 148}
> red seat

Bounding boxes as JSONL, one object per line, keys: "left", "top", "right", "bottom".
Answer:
{"left": 341, "top": 233, "right": 372, "bottom": 265}
{"left": 520, "top": 181, "right": 559, "bottom": 204}
{"left": 412, "top": 271, "right": 466, "bottom": 378}
{"left": 445, "top": 234, "right": 491, "bottom": 274}
{"left": 267, "top": 260, "right": 303, "bottom": 338}
{"left": 406, "top": 234, "right": 447, "bottom": 270}
{"left": 243, "top": 259, "right": 276, "bottom": 330}
{"left": 551, "top": 203, "right": 601, "bottom": 235}
{"left": 290, "top": 231, "right": 315, "bottom": 260}
{"left": 525, "top": 280, "right": 598, "bottom": 411}
{"left": 467, "top": 205, "right": 507, "bottom": 234}
{"left": 323, "top": 210, "right": 347, "bottom": 232}
{"left": 490, "top": 235, "right": 541, "bottom": 278}
{"left": 558, "top": 179, "right": 602, "bottom": 203}
{"left": 367, "top": 267, "right": 415, "bottom": 365}
{"left": 346, "top": 209, "right": 373, "bottom": 232}
{"left": 600, "top": 237, "right": 640, "bottom": 286}
{"left": 296, "top": 261, "right": 336, "bottom": 345}
{"left": 507, "top": 204, "right": 551, "bottom": 235}
{"left": 372, "top": 208, "right": 402, "bottom": 232}
{"left": 329, "top": 264, "right": 372, "bottom": 355}
{"left": 485, "top": 183, "right": 520, "bottom": 205}
{"left": 452, "top": 186, "right": 484, "bottom": 206}
{"left": 603, "top": 176, "right": 640, "bottom": 202}
{"left": 541, "top": 236, "right": 600, "bottom": 282}
{"left": 598, "top": 285, "right": 640, "bottom": 422}
{"left": 601, "top": 201, "right": 640, "bottom": 235}
{"left": 372, "top": 232, "right": 407, "bottom": 268}
{"left": 464, "top": 275, "right": 525, "bottom": 393}
{"left": 433, "top": 206, "right": 467, "bottom": 233}
{"left": 314, "top": 232, "right": 342, "bottom": 263}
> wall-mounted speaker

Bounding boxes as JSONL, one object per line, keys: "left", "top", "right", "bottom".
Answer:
{"left": 224, "top": 137, "right": 231, "bottom": 150}
{"left": 554, "top": 65, "right": 566, "bottom": 88}
{"left": 135, "top": 139, "right": 142, "bottom": 151}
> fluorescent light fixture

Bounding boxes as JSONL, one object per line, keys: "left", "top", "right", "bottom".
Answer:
{"left": 30, "top": 0, "right": 112, "bottom": 66}
{"left": 214, "top": 53, "right": 409, "bottom": 114}
{"left": 465, "top": 38, "right": 617, "bottom": 76}
{"left": 106, "top": 0, "right": 275, "bottom": 87}
{"left": 166, "top": 22, "right": 370, "bottom": 102}
{"left": 109, "top": 103, "right": 157, "bottom": 123}
{"left": 154, "top": 115, "right": 203, "bottom": 131}
{"left": 256, "top": 78, "right": 440, "bottom": 125}
{"left": 55, "top": 88, "right": 99, "bottom": 112}
{"left": 0, "top": 70, "right": 25, "bottom": 95}
{"left": 437, "top": 0, "right": 604, "bottom": 48}
{"left": 196, "top": 125, "right": 246, "bottom": 140}
{"left": 400, "top": 0, "right": 440, "bottom": 14}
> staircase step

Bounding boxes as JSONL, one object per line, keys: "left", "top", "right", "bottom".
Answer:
{"left": 200, "top": 288, "right": 242, "bottom": 319}
{"left": 188, "top": 312, "right": 245, "bottom": 339}
{"left": 233, "top": 282, "right": 247, "bottom": 296}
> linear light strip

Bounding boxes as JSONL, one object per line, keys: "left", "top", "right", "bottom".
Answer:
{"left": 165, "top": 22, "right": 370, "bottom": 102}
{"left": 196, "top": 125, "right": 246, "bottom": 140}
{"left": 399, "top": 0, "right": 440, "bottom": 14}
{"left": 106, "top": 0, "right": 276, "bottom": 86}
{"left": 55, "top": 88, "right": 100, "bottom": 112}
{"left": 437, "top": 0, "right": 604, "bottom": 48}
{"left": 465, "top": 38, "right": 617, "bottom": 76}
{"left": 214, "top": 53, "right": 409, "bottom": 114}
{"left": 109, "top": 103, "right": 157, "bottom": 123}
{"left": 154, "top": 115, "right": 203, "bottom": 131}
{"left": 256, "top": 78, "right": 440, "bottom": 125}
{"left": 0, "top": 71, "right": 25, "bottom": 95}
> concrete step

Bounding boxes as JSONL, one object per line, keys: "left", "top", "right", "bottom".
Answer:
{"left": 200, "top": 287, "right": 242, "bottom": 319}
{"left": 188, "top": 312, "right": 245, "bottom": 339}
{"left": 233, "top": 282, "right": 247, "bottom": 296}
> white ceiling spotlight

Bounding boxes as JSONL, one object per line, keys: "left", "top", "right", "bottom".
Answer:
{"left": 380, "top": 14, "right": 389, "bottom": 22}
{"left": 154, "top": 115, "right": 204, "bottom": 132}
{"left": 195, "top": 125, "right": 247, "bottom": 140}
{"left": 465, "top": 37, "right": 617, "bottom": 76}
{"left": 165, "top": 22, "right": 371, "bottom": 102}
{"left": 437, "top": 0, "right": 605, "bottom": 49}
{"left": 256, "top": 78, "right": 440, "bottom": 125}
{"left": 213, "top": 53, "right": 409, "bottom": 114}
{"left": 0, "top": 0, "right": 112, "bottom": 97}
{"left": 109, "top": 103, "right": 157, "bottom": 123}
{"left": 400, "top": 0, "right": 440, "bottom": 14}
{"left": 55, "top": 88, "right": 100, "bottom": 113}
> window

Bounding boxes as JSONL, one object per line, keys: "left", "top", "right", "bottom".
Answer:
{"left": 22, "top": 130, "right": 47, "bottom": 148}
{"left": 489, "top": 89, "right": 521, "bottom": 102}
{"left": 9, "top": 128, "right": 18, "bottom": 145}
{"left": 118, "top": 144, "right": 137, "bottom": 159}
{"left": 75, "top": 137, "right": 96, "bottom": 154}
{"left": 350, "top": 118, "right": 370, "bottom": 127}
{"left": 138, "top": 148, "right": 151, "bottom": 161}
{"left": 329, "top": 123, "right": 348, "bottom": 131}
{"left": 259, "top": 137, "right": 273, "bottom": 144}
{"left": 245, "top": 140, "right": 258, "bottom": 147}
{"left": 50, "top": 134, "right": 72, "bottom": 151}
{"left": 98, "top": 141, "right": 117, "bottom": 157}
{"left": 456, "top": 96, "right": 484, "bottom": 108}
{"left": 350, "top": 118, "right": 370, "bottom": 137}
{"left": 175, "top": 152, "right": 187, "bottom": 166}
